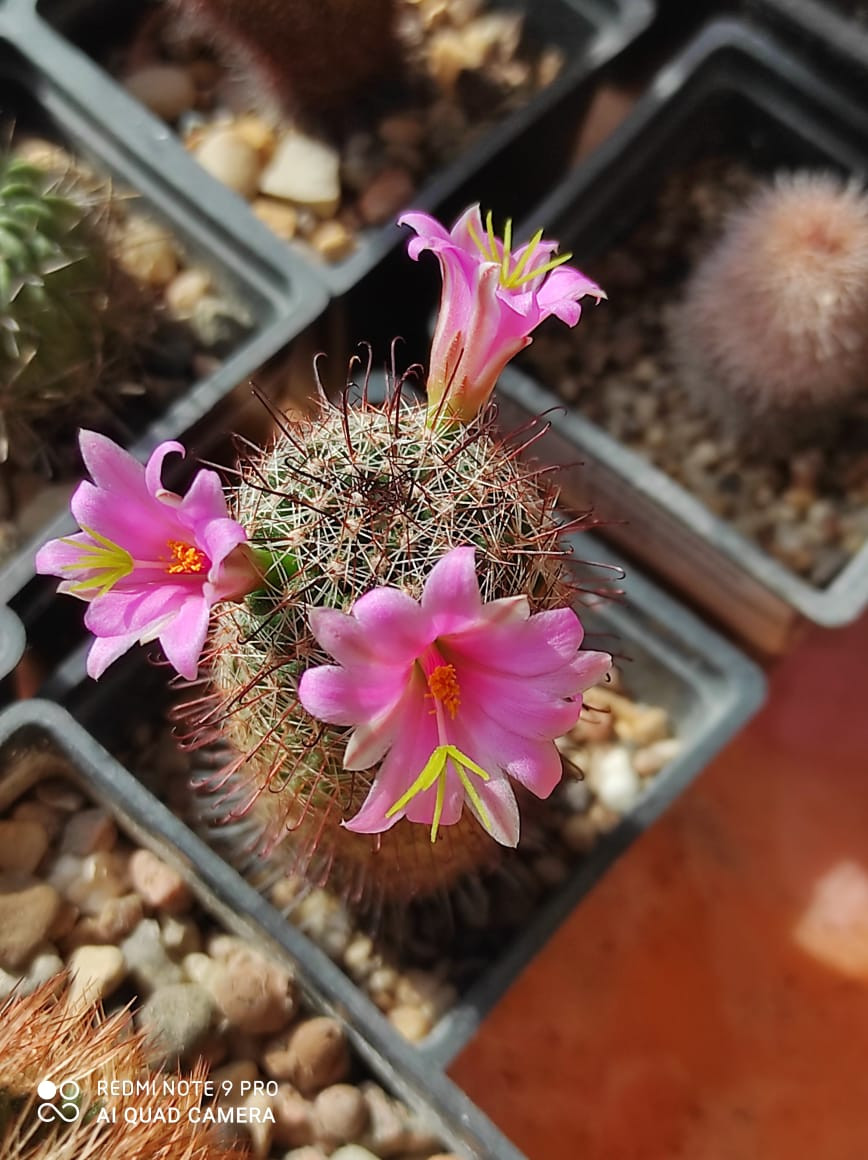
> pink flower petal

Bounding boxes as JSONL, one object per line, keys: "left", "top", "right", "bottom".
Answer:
{"left": 343, "top": 705, "right": 439, "bottom": 834}
{"left": 351, "top": 586, "right": 431, "bottom": 659}
{"left": 403, "top": 759, "right": 464, "bottom": 828}
{"left": 421, "top": 545, "right": 482, "bottom": 633}
{"left": 158, "top": 595, "right": 211, "bottom": 680}
{"left": 343, "top": 670, "right": 426, "bottom": 771}
{"left": 144, "top": 441, "right": 186, "bottom": 497}
{"left": 298, "top": 664, "right": 408, "bottom": 727}
{"left": 308, "top": 606, "right": 380, "bottom": 669}
{"left": 445, "top": 604, "right": 585, "bottom": 677}
{"left": 176, "top": 466, "right": 232, "bottom": 529}
{"left": 78, "top": 430, "right": 149, "bottom": 500}
{"left": 87, "top": 631, "right": 141, "bottom": 679}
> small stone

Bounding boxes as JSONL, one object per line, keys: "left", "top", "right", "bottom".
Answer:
{"left": 329, "top": 1146, "right": 379, "bottom": 1160}
{"left": 128, "top": 848, "right": 193, "bottom": 913}
{"left": 121, "top": 918, "right": 184, "bottom": 991}
{"left": 245, "top": 1089, "right": 276, "bottom": 1158}
{"left": 66, "top": 852, "right": 127, "bottom": 915}
{"left": 284, "top": 1149, "right": 327, "bottom": 1160}
{"left": 194, "top": 127, "right": 262, "bottom": 198}
{"left": 357, "top": 167, "right": 415, "bottom": 226}
{"left": 312, "top": 1084, "right": 368, "bottom": 1148}
{"left": 117, "top": 216, "right": 178, "bottom": 286}
{"left": 632, "top": 738, "right": 682, "bottom": 778}
{"left": 259, "top": 132, "right": 341, "bottom": 215}
{"left": 60, "top": 809, "right": 117, "bottom": 856}
{"left": 138, "top": 982, "right": 214, "bottom": 1065}
{"left": 210, "top": 951, "right": 296, "bottom": 1034}
{"left": 387, "top": 1004, "right": 432, "bottom": 1042}
{"left": 272, "top": 1084, "right": 314, "bottom": 1148}
{"left": 182, "top": 950, "right": 220, "bottom": 989}
{"left": 310, "top": 219, "right": 355, "bottom": 262}
{"left": 233, "top": 114, "right": 277, "bottom": 159}
{"left": 165, "top": 267, "right": 213, "bottom": 317}
{"left": 65, "top": 892, "right": 143, "bottom": 949}
{"left": 253, "top": 197, "right": 299, "bottom": 240}
{"left": 614, "top": 705, "right": 670, "bottom": 747}
{"left": 11, "top": 801, "right": 63, "bottom": 841}
{"left": 589, "top": 746, "right": 641, "bottom": 813}
{"left": 68, "top": 944, "right": 125, "bottom": 1005}
{"left": 35, "top": 780, "right": 84, "bottom": 811}
{"left": 272, "top": 1017, "right": 350, "bottom": 1095}
{"left": 0, "top": 820, "right": 49, "bottom": 874}
{"left": 360, "top": 1084, "right": 407, "bottom": 1156}
{"left": 395, "top": 969, "right": 454, "bottom": 1022}
{"left": 559, "top": 777, "right": 592, "bottom": 814}
{"left": 124, "top": 64, "right": 196, "bottom": 120}
{"left": 342, "top": 935, "right": 376, "bottom": 979}
{"left": 0, "top": 884, "right": 61, "bottom": 970}
{"left": 159, "top": 914, "right": 201, "bottom": 958}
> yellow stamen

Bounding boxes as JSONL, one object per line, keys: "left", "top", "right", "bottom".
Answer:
{"left": 166, "top": 540, "right": 206, "bottom": 575}
{"left": 59, "top": 525, "right": 134, "bottom": 598}
{"left": 385, "top": 744, "right": 493, "bottom": 843}
{"left": 467, "top": 210, "right": 574, "bottom": 291}
{"left": 427, "top": 663, "right": 461, "bottom": 719}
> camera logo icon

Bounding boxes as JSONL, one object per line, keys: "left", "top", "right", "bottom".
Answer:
{"left": 36, "top": 1078, "right": 81, "bottom": 1123}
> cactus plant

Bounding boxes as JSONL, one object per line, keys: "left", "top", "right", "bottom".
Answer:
{"left": 0, "top": 147, "right": 149, "bottom": 468}
{"left": 670, "top": 171, "right": 868, "bottom": 441}
{"left": 39, "top": 206, "right": 610, "bottom": 906}
{"left": 171, "top": 0, "right": 399, "bottom": 117}
{"left": 0, "top": 981, "right": 244, "bottom": 1159}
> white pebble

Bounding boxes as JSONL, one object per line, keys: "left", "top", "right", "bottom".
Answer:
{"left": 590, "top": 746, "right": 641, "bottom": 813}
{"left": 195, "top": 128, "right": 263, "bottom": 199}
{"left": 259, "top": 132, "right": 341, "bottom": 214}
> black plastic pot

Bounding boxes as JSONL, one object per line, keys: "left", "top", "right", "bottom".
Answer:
{"left": 13, "top": 0, "right": 656, "bottom": 295}
{"left": 497, "top": 18, "right": 868, "bottom": 655}
{"left": 0, "top": 32, "right": 328, "bottom": 611}
{"left": 0, "top": 696, "right": 525, "bottom": 1160}
{"left": 0, "top": 605, "right": 24, "bottom": 690}
{"left": 748, "top": 0, "right": 868, "bottom": 79}
{"left": 45, "top": 531, "right": 765, "bottom": 1067}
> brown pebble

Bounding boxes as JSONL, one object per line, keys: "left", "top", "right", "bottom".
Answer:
{"left": 357, "top": 167, "right": 415, "bottom": 225}
{"left": 128, "top": 848, "right": 193, "bottom": 913}
{"left": 60, "top": 809, "right": 117, "bottom": 856}
{"left": 0, "top": 820, "right": 49, "bottom": 874}
{"left": 0, "top": 884, "right": 61, "bottom": 971}
{"left": 272, "top": 1084, "right": 314, "bottom": 1148}
{"left": 64, "top": 892, "right": 143, "bottom": 949}
{"left": 312, "top": 1084, "right": 368, "bottom": 1147}
{"left": 210, "top": 953, "right": 296, "bottom": 1035}
{"left": 278, "top": 1017, "right": 350, "bottom": 1096}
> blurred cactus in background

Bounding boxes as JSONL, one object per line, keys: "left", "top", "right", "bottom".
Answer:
{"left": 171, "top": 0, "right": 399, "bottom": 117}
{"left": 670, "top": 171, "right": 868, "bottom": 444}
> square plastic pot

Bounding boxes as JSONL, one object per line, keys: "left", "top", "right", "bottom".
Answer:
{"left": 11, "top": 0, "right": 655, "bottom": 295}
{"left": 47, "top": 531, "right": 766, "bottom": 1067}
{"left": 496, "top": 17, "right": 868, "bottom": 655}
{"left": 0, "top": 35, "right": 328, "bottom": 608}
{"left": 0, "top": 696, "right": 526, "bottom": 1160}
{"left": 751, "top": 0, "right": 868, "bottom": 79}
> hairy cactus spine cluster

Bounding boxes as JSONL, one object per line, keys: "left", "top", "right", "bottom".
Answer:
{"left": 0, "top": 981, "right": 243, "bottom": 1160}
{"left": 181, "top": 383, "right": 587, "bottom": 905}
{"left": 670, "top": 171, "right": 868, "bottom": 441}
{"left": 170, "top": 0, "right": 399, "bottom": 116}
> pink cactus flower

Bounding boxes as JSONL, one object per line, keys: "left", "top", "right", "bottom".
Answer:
{"left": 399, "top": 204, "right": 604, "bottom": 424}
{"left": 36, "top": 430, "right": 259, "bottom": 680}
{"left": 298, "top": 546, "right": 611, "bottom": 846}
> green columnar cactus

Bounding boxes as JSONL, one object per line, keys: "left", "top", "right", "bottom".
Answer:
{"left": 198, "top": 394, "right": 578, "bottom": 903}
{"left": 171, "top": 0, "right": 399, "bottom": 115}
{"left": 670, "top": 171, "right": 868, "bottom": 441}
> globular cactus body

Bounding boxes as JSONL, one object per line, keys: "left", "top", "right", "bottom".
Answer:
{"left": 670, "top": 171, "right": 868, "bottom": 440}
{"left": 171, "top": 0, "right": 399, "bottom": 116}
{"left": 194, "top": 394, "right": 577, "bottom": 904}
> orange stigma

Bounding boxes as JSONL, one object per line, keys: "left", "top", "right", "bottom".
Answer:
{"left": 427, "top": 663, "right": 461, "bottom": 719}
{"left": 166, "top": 540, "right": 207, "bottom": 575}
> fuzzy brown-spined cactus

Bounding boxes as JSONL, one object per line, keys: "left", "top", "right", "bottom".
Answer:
{"left": 670, "top": 171, "right": 868, "bottom": 442}
{"left": 0, "top": 981, "right": 244, "bottom": 1160}
{"left": 0, "top": 146, "right": 151, "bottom": 467}
{"left": 189, "top": 391, "right": 583, "bottom": 905}
{"left": 171, "top": 0, "right": 399, "bottom": 116}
